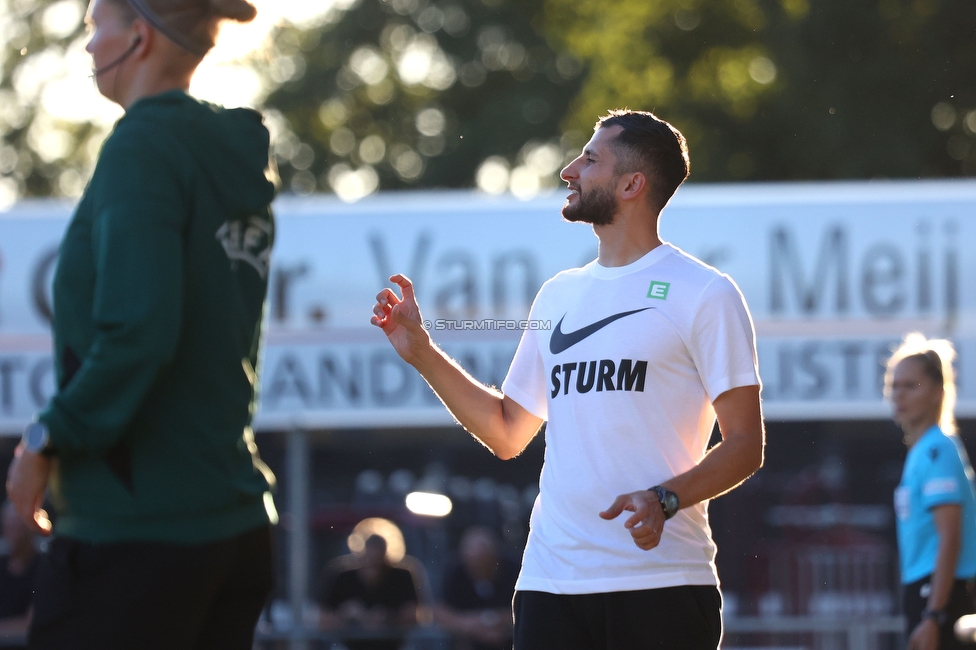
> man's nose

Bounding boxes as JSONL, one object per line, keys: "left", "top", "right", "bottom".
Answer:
{"left": 560, "top": 160, "right": 577, "bottom": 183}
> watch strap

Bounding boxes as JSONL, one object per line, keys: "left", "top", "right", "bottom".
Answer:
{"left": 923, "top": 608, "right": 949, "bottom": 625}
{"left": 648, "top": 485, "right": 679, "bottom": 520}
{"left": 22, "top": 421, "right": 52, "bottom": 456}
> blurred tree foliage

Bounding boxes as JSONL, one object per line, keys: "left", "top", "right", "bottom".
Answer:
{"left": 2, "top": 0, "right": 976, "bottom": 203}
{"left": 545, "top": 0, "right": 976, "bottom": 180}
{"left": 261, "top": 0, "right": 585, "bottom": 198}
{"left": 0, "top": 0, "right": 97, "bottom": 205}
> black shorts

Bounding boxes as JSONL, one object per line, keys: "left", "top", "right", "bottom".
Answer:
{"left": 513, "top": 585, "right": 722, "bottom": 650}
{"left": 29, "top": 524, "right": 273, "bottom": 650}
{"left": 903, "top": 576, "right": 976, "bottom": 649}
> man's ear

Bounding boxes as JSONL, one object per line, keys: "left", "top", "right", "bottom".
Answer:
{"left": 618, "top": 171, "right": 648, "bottom": 202}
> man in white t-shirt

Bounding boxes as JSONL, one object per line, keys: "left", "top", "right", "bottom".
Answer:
{"left": 371, "top": 109, "right": 764, "bottom": 649}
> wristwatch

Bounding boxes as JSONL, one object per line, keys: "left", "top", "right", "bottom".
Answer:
{"left": 649, "top": 485, "right": 680, "bottom": 520}
{"left": 923, "top": 608, "right": 948, "bottom": 625}
{"left": 22, "top": 421, "right": 52, "bottom": 456}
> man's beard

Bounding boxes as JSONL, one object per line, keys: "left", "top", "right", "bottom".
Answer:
{"left": 561, "top": 182, "right": 618, "bottom": 226}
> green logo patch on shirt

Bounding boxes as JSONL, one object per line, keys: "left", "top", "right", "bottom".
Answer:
{"left": 647, "top": 281, "right": 670, "bottom": 300}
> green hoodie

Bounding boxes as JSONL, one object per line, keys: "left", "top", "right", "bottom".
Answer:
{"left": 40, "top": 90, "right": 277, "bottom": 544}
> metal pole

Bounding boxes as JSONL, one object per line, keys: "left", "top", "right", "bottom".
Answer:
{"left": 287, "top": 428, "right": 310, "bottom": 650}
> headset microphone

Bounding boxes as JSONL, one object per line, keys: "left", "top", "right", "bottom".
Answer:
{"left": 91, "top": 35, "right": 142, "bottom": 78}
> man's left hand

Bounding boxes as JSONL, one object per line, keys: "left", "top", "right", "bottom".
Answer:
{"left": 599, "top": 490, "right": 665, "bottom": 550}
{"left": 5, "top": 444, "right": 53, "bottom": 536}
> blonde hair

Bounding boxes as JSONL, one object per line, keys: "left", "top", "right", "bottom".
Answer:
{"left": 883, "top": 332, "right": 957, "bottom": 434}
{"left": 113, "top": 0, "right": 257, "bottom": 56}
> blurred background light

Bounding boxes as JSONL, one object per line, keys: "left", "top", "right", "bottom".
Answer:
{"left": 405, "top": 491, "right": 453, "bottom": 517}
{"left": 346, "top": 517, "right": 406, "bottom": 563}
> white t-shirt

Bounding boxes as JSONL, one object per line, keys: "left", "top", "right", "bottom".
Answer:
{"left": 502, "top": 243, "right": 760, "bottom": 594}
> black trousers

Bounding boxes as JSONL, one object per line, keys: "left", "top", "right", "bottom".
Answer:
{"left": 29, "top": 524, "right": 273, "bottom": 650}
{"left": 513, "top": 586, "right": 722, "bottom": 650}
{"left": 903, "top": 576, "right": 976, "bottom": 649}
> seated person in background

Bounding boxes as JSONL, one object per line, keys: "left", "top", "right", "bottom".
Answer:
{"left": 318, "top": 534, "right": 418, "bottom": 650}
{"left": 436, "top": 527, "right": 518, "bottom": 650}
{"left": 0, "top": 501, "right": 38, "bottom": 649}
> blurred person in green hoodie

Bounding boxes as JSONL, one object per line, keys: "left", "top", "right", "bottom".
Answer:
{"left": 5, "top": 0, "right": 278, "bottom": 647}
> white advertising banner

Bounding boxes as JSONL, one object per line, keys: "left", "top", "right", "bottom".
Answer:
{"left": 1, "top": 181, "right": 975, "bottom": 433}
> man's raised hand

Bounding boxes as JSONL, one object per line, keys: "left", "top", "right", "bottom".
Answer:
{"left": 370, "top": 274, "right": 431, "bottom": 366}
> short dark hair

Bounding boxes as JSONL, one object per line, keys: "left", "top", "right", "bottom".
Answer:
{"left": 596, "top": 110, "right": 690, "bottom": 211}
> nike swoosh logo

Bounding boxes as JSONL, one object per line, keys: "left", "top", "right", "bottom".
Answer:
{"left": 549, "top": 308, "right": 651, "bottom": 355}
